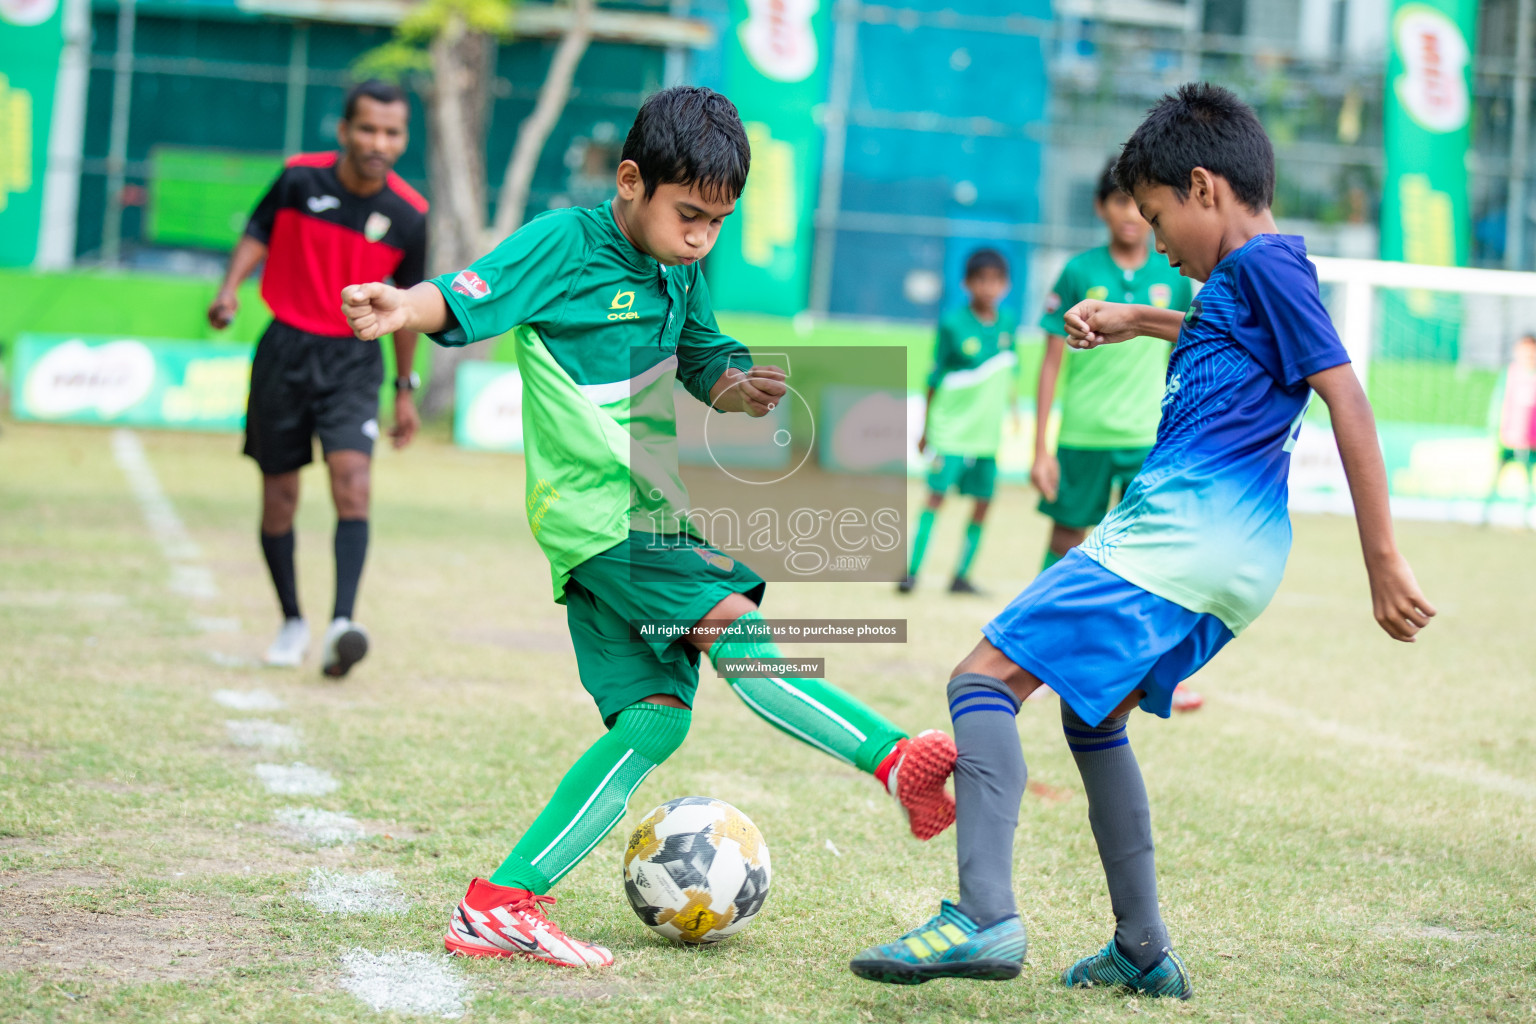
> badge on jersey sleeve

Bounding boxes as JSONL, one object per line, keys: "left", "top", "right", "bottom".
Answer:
{"left": 451, "top": 270, "right": 490, "bottom": 299}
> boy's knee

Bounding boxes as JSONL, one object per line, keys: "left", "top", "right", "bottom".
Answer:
{"left": 1060, "top": 700, "right": 1128, "bottom": 735}
{"left": 612, "top": 701, "right": 692, "bottom": 764}
{"left": 946, "top": 673, "right": 1020, "bottom": 718}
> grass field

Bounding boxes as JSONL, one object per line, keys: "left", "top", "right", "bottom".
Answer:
{"left": 2, "top": 419, "right": 1535, "bottom": 1023}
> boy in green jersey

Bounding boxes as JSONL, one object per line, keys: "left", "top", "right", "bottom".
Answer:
{"left": 900, "top": 249, "right": 1019, "bottom": 595}
{"left": 1034, "top": 160, "right": 1192, "bottom": 567}
{"left": 342, "top": 87, "right": 956, "bottom": 968}
{"left": 1035, "top": 160, "right": 1202, "bottom": 711}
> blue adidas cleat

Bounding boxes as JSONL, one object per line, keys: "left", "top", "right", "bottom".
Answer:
{"left": 849, "top": 901, "right": 1026, "bottom": 985}
{"left": 1062, "top": 940, "right": 1193, "bottom": 1000}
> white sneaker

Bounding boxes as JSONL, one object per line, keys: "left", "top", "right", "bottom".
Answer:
{"left": 264, "top": 618, "right": 309, "bottom": 667}
{"left": 321, "top": 617, "right": 369, "bottom": 678}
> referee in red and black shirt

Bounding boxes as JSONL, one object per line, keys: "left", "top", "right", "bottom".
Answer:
{"left": 208, "top": 80, "right": 428, "bottom": 678}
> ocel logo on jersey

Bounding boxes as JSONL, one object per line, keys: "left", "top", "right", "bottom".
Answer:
{"left": 608, "top": 289, "right": 638, "bottom": 321}
{"left": 451, "top": 270, "right": 490, "bottom": 299}
{"left": 1149, "top": 283, "right": 1173, "bottom": 308}
{"left": 1086, "top": 285, "right": 1109, "bottom": 301}
{"left": 962, "top": 336, "right": 982, "bottom": 357}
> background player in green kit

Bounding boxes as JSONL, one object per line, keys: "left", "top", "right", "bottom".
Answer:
{"left": 900, "top": 249, "right": 1019, "bottom": 595}
{"left": 341, "top": 87, "right": 957, "bottom": 969}
{"left": 1034, "top": 160, "right": 1192, "bottom": 570}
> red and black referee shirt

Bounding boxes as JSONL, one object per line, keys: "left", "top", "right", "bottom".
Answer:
{"left": 245, "top": 152, "right": 429, "bottom": 338}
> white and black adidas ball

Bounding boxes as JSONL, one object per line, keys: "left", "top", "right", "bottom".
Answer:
{"left": 622, "top": 796, "right": 771, "bottom": 944}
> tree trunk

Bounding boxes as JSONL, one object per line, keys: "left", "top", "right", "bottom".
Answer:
{"left": 421, "top": 13, "right": 494, "bottom": 419}
{"left": 488, "top": 0, "right": 595, "bottom": 245}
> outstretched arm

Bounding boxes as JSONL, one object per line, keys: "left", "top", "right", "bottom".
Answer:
{"left": 1031, "top": 335, "right": 1067, "bottom": 500}
{"left": 1309, "top": 363, "right": 1436, "bottom": 641}
{"left": 342, "top": 282, "right": 450, "bottom": 341}
{"left": 1062, "top": 300, "right": 1183, "bottom": 349}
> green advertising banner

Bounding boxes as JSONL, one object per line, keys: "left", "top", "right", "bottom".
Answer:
{"left": 706, "top": 0, "right": 830, "bottom": 316}
{"left": 1380, "top": 0, "right": 1479, "bottom": 359}
{"left": 12, "top": 333, "right": 254, "bottom": 431}
{"left": 0, "top": 0, "right": 64, "bottom": 266}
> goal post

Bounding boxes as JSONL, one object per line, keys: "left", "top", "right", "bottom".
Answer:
{"left": 1300, "top": 256, "right": 1536, "bottom": 526}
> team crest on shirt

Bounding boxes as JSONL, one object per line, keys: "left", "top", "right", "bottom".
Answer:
{"left": 1149, "top": 283, "right": 1173, "bottom": 308}
{"left": 451, "top": 270, "right": 490, "bottom": 299}
{"left": 962, "top": 336, "right": 982, "bottom": 356}
{"left": 1086, "top": 285, "right": 1109, "bottom": 301}
{"left": 364, "top": 212, "right": 392, "bottom": 242}
{"left": 1184, "top": 299, "right": 1202, "bottom": 326}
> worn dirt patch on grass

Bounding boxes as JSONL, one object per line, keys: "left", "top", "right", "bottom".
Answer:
{"left": 0, "top": 877, "right": 266, "bottom": 982}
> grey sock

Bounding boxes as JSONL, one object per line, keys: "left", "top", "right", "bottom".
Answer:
{"left": 1062, "top": 702, "right": 1171, "bottom": 971}
{"left": 947, "top": 673, "right": 1025, "bottom": 928}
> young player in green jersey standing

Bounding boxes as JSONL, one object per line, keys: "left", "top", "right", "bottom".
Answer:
{"left": 342, "top": 87, "right": 957, "bottom": 969}
{"left": 1035, "top": 160, "right": 1202, "bottom": 711}
{"left": 900, "top": 249, "right": 1019, "bottom": 595}
{"left": 1035, "top": 160, "right": 1192, "bottom": 567}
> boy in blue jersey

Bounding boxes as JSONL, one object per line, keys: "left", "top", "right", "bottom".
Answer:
{"left": 850, "top": 83, "right": 1437, "bottom": 997}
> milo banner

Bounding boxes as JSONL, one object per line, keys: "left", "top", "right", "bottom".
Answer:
{"left": 0, "top": 0, "right": 64, "bottom": 266}
{"left": 1380, "top": 0, "right": 1479, "bottom": 360}
{"left": 706, "top": 0, "right": 830, "bottom": 316}
{"left": 12, "top": 334, "right": 254, "bottom": 430}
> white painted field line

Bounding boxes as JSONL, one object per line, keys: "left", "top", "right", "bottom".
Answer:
{"left": 339, "top": 949, "right": 467, "bottom": 1018}
{"left": 110, "top": 430, "right": 218, "bottom": 601}
{"left": 255, "top": 762, "right": 340, "bottom": 796}
{"left": 226, "top": 719, "right": 301, "bottom": 751}
{"left": 214, "top": 689, "right": 285, "bottom": 711}
{"left": 276, "top": 807, "right": 369, "bottom": 846}
{"left": 1221, "top": 692, "right": 1536, "bottom": 801}
{"left": 303, "top": 868, "right": 407, "bottom": 915}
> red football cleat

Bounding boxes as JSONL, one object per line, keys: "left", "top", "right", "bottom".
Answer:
{"left": 445, "top": 878, "right": 613, "bottom": 967}
{"left": 1171, "top": 686, "right": 1204, "bottom": 713}
{"left": 878, "top": 730, "right": 958, "bottom": 840}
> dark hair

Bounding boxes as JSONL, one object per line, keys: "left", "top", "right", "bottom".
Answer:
{"left": 1095, "top": 157, "right": 1124, "bottom": 204}
{"left": 621, "top": 86, "right": 750, "bottom": 203}
{"left": 964, "top": 247, "right": 1009, "bottom": 279}
{"left": 1114, "top": 82, "right": 1274, "bottom": 211}
{"left": 344, "top": 80, "right": 408, "bottom": 120}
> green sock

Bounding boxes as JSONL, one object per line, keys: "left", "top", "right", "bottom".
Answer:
{"left": 490, "top": 702, "right": 691, "bottom": 893}
{"left": 1041, "top": 548, "right": 1064, "bottom": 571}
{"left": 711, "top": 611, "right": 905, "bottom": 773}
{"left": 908, "top": 508, "right": 937, "bottom": 576}
{"left": 956, "top": 522, "right": 983, "bottom": 579}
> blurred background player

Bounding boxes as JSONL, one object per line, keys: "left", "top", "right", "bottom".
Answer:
{"left": 1033, "top": 159, "right": 1200, "bottom": 712}
{"left": 208, "top": 80, "right": 428, "bottom": 676}
{"left": 1483, "top": 333, "right": 1536, "bottom": 525}
{"left": 900, "top": 248, "right": 1019, "bottom": 595}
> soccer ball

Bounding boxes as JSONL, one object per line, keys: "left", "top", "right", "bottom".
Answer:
{"left": 622, "top": 796, "right": 772, "bottom": 944}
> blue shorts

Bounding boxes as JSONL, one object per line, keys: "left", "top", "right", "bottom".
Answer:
{"left": 981, "top": 549, "right": 1234, "bottom": 726}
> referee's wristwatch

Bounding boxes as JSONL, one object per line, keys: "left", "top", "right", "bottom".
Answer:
{"left": 394, "top": 371, "right": 421, "bottom": 392}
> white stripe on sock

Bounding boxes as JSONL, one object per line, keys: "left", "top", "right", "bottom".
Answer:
{"left": 530, "top": 749, "right": 635, "bottom": 867}
{"left": 770, "top": 677, "right": 868, "bottom": 743}
{"left": 545, "top": 762, "right": 659, "bottom": 885}
{"left": 729, "top": 682, "right": 855, "bottom": 766}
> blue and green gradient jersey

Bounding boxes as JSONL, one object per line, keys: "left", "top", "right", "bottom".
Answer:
{"left": 1080, "top": 235, "right": 1350, "bottom": 634}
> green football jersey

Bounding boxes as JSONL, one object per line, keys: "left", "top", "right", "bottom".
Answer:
{"left": 429, "top": 202, "right": 752, "bottom": 602}
{"left": 925, "top": 305, "right": 1020, "bottom": 457}
{"left": 1039, "top": 246, "right": 1193, "bottom": 449}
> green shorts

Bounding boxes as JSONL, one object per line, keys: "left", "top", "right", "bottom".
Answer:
{"left": 926, "top": 453, "right": 998, "bottom": 499}
{"left": 1038, "top": 445, "right": 1153, "bottom": 529}
{"left": 565, "top": 531, "right": 766, "bottom": 726}
{"left": 1500, "top": 447, "right": 1536, "bottom": 468}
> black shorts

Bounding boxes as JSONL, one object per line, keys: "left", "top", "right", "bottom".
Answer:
{"left": 243, "top": 320, "right": 384, "bottom": 475}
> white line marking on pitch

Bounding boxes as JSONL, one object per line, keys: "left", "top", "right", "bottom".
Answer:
{"left": 339, "top": 949, "right": 467, "bottom": 1018}
{"left": 254, "top": 762, "right": 339, "bottom": 796}
{"left": 1221, "top": 692, "right": 1536, "bottom": 801}
{"left": 226, "top": 719, "right": 301, "bottom": 751}
{"left": 192, "top": 615, "right": 241, "bottom": 633}
{"left": 207, "top": 650, "right": 260, "bottom": 669}
{"left": 303, "top": 869, "right": 407, "bottom": 915}
{"left": 111, "top": 430, "right": 218, "bottom": 602}
{"left": 276, "top": 807, "right": 368, "bottom": 845}
{"left": 214, "top": 689, "right": 285, "bottom": 711}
